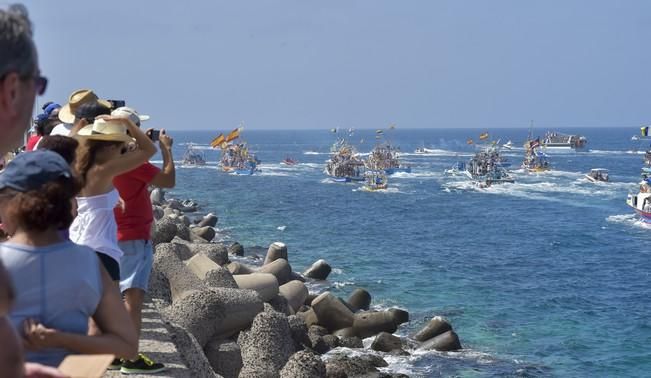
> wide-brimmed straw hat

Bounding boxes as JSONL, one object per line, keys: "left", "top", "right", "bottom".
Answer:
{"left": 75, "top": 119, "right": 134, "bottom": 143}
{"left": 58, "top": 89, "right": 111, "bottom": 124}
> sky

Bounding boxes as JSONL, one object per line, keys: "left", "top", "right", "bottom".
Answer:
{"left": 19, "top": 0, "right": 651, "bottom": 130}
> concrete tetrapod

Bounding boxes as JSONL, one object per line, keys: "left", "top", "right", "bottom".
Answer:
{"left": 191, "top": 226, "right": 215, "bottom": 242}
{"left": 352, "top": 311, "right": 398, "bottom": 339}
{"left": 303, "top": 259, "right": 331, "bottom": 280}
{"left": 412, "top": 316, "right": 452, "bottom": 342}
{"left": 263, "top": 242, "right": 288, "bottom": 265}
{"left": 161, "top": 288, "right": 226, "bottom": 347}
{"left": 278, "top": 280, "right": 309, "bottom": 313}
{"left": 347, "top": 288, "right": 372, "bottom": 312}
{"left": 311, "top": 292, "right": 355, "bottom": 332}
{"left": 211, "top": 288, "right": 264, "bottom": 339}
{"left": 198, "top": 212, "right": 218, "bottom": 228}
{"left": 226, "top": 261, "right": 256, "bottom": 275}
{"left": 154, "top": 243, "right": 204, "bottom": 302}
{"left": 257, "top": 258, "right": 292, "bottom": 285}
{"left": 280, "top": 350, "right": 326, "bottom": 378}
{"left": 371, "top": 332, "right": 403, "bottom": 353}
{"left": 185, "top": 252, "right": 238, "bottom": 289}
{"left": 204, "top": 339, "right": 242, "bottom": 378}
{"left": 232, "top": 272, "right": 279, "bottom": 302}
{"left": 418, "top": 330, "right": 462, "bottom": 351}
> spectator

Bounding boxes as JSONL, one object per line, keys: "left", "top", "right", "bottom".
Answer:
{"left": 26, "top": 102, "right": 60, "bottom": 151}
{"left": 50, "top": 89, "right": 110, "bottom": 136}
{"left": 111, "top": 106, "right": 174, "bottom": 374}
{"left": 38, "top": 135, "right": 79, "bottom": 165}
{"left": 0, "top": 151, "right": 138, "bottom": 367}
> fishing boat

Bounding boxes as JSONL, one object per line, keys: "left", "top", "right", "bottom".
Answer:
{"left": 281, "top": 157, "right": 298, "bottom": 166}
{"left": 361, "top": 170, "right": 388, "bottom": 191}
{"left": 522, "top": 139, "right": 551, "bottom": 172}
{"left": 444, "top": 161, "right": 466, "bottom": 176}
{"left": 502, "top": 140, "right": 514, "bottom": 150}
{"left": 181, "top": 143, "right": 206, "bottom": 166}
{"left": 585, "top": 168, "right": 609, "bottom": 183}
{"left": 366, "top": 143, "right": 411, "bottom": 175}
{"left": 324, "top": 138, "right": 365, "bottom": 182}
{"left": 627, "top": 179, "right": 651, "bottom": 223}
{"left": 211, "top": 126, "right": 260, "bottom": 175}
{"left": 541, "top": 131, "right": 587, "bottom": 151}
{"left": 465, "top": 145, "right": 514, "bottom": 187}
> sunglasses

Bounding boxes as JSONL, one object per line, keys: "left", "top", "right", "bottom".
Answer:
{"left": 0, "top": 71, "right": 48, "bottom": 96}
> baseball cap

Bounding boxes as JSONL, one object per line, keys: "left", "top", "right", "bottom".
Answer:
{"left": 0, "top": 151, "right": 71, "bottom": 192}
{"left": 111, "top": 106, "right": 149, "bottom": 126}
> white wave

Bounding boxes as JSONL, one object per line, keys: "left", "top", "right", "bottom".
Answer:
{"left": 391, "top": 171, "right": 441, "bottom": 179}
{"left": 178, "top": 144, "right": 215, "bottom": 151}
{"left": 303, "top": 151, "right": 326, "bottom": 155}
{"left": 401, "top": 149, "right": 471, "bottom": 157}
{"left": 589, "top": 149, "right": 645, "bottom": 155}
{"left": 606, "top": 214, "right": 651, "bottom": 229}
{"left": 277, "top": 225, "right": 286, "bottom": 231}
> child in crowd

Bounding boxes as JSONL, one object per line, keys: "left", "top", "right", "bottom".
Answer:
{"left": 0, "top": 151, "right": 137, "bottom": 367}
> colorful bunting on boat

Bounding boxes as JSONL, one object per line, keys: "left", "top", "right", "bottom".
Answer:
{"left": 529, "top": 138, "right": 540, "bottom": 149}
{"left": 479, "top": 132, "right": 489, "bottom": 140}
{"left": 210, "top": 133, "right": 225, "bottom": 148}
{"left": 642, "top": 126, "right": 649, "bottom": 137}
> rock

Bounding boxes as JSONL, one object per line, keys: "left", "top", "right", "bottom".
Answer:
{"left": 280, "top": 350, "right": 326, "bottom": 378}
{"left": 192, "top": 226, "right": 215, "bottom": 242}
{"left": 227, "top": 261, "right": 256, "bottom": 275}
{"left": 332, "top": 327, "right": 356, "bottom": 338}
{"left": 308, "top": 325, "right": 329, "bottom": 338}
{"left": 305, "top": 293, "right": 319, "bottom": 306}
{"left": 163, "top": 207, "right": 176, "bottom": 217}
{"left": 198, "top": 213, "right": 219, "bottom": 228}
{"left": 269, "top": 295, "right": 292, "bottom": 315}
{"left": 232, "top": 272, "right": 280, "bottom": 302}
{"left": 175, "top": 222, "right": 191, "bottom": 241}
{"left": 296, "top": 308, "right": 318, "bottom": 328}
{"left": 205, "top": 267, "right": 238, "bottom": 289}
{"left": 212, "top": 288, "right": 264, "bottom": 339}
{"left": 322, "top": 334, "right": 339, "bottom": 350}
{"left": 189, "top": 232, "right": 210, "bottom": 244}
{"left": 185, "top": 253, "right": 237, "bottom": 288}
{"left": 412, "top": 316, "right": 452, "bottom": 342}
{"left": 371, "top": 332, "right": 402, "bottom": 353}
{"left": 418, "top": 330, "right": 462, "bottom": 351}
{"left": 338, "top": 335, "right": 363, "bottom": 349}
{"left": 168, "top": 198, "right": 198, "bottom": 212}
{"left": 152, "top": 217, "right": 178, "bottom": 245}
{"left": 303, "top": 259, "right": 331, "bottom": 280}
{"left": 264, "top": 242, "right": 288, "bottom": 265}
{"left": 347, "top": 288, "right": 371, "bottom": 312}
{"left": 204, "top": 339, "right": 242, "bottom": 378}
{"left": 186, "top": 243, "right": 228, "bottom": 266}
{"left": 388, "top": 308, "right": 409, "bottom": 326}
{"left": 150, "top": 188, "right": 165, "bottom": 205}
{"left": 279, "top": 280, "right": 309, "bottom": 313}
{"left": 164, "top": 320, "right": 219, "bottom": 377}
{"left": 152, "top": 205, "right": 164, "bottom": 220}
{"left": 325, "top": 354, "right": 388, "bottom": 378}
{"left": 228, "top": 242, "right": 244, "bottom": 256}
{"left": 179, "top": 215, "right": 191, "bottom": 227}
{"left": 308, "top": 325, "right": 331, "bottom": 354}
{"left": 238, "top": 306, "right": 295, "bottom": 376}
{"left": 170, "top": 235, "right": 191, "bottom": 245}
{"left": 352, "top": 311, "right": 398, "bottom": 339}
{"left": 258, "top": 258, "right": 292, "bottom": 285}
{"left": 161, "top": 289, "right": 226, "bottom": 347}
{"left": 154, "top": 243, "right": 204, "bottom": 302}
{"left": 287, "top": 315, "right": 311, "bottom": 351}
{"left": 311, "top": 292, "right": 354, "bottom": 332}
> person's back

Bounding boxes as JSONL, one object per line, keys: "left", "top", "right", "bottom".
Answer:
{"left": 1, "top": 240, "right": 101, "bottom": 366}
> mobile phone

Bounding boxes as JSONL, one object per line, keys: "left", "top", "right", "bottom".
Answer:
{"left": 107, "top": 100, "right": 126, "bottom": 110}
{"left": 148, "top": 129, "right": 160, "bottom": 142}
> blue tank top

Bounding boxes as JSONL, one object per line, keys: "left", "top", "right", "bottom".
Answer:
{"left": 0, "top": 240, "right": 103, "bottom": 366}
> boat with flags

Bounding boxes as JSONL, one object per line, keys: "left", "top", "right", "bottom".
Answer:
{"left": 522, "top": 137, "right": 551, "bottom": 172}
{"left": 324, "top": 129, "right": 365, "bottom": 182}
{"left": 361, "top": 170, "right": 388, "bottom": 191}
{"left": 541, "top": 131, "right": 587, "bottom": 151}
{"left": 211, "top": 124, "right": 260, "bottom": 175}
{"left": 464, "top": 132, "right": 514, "bottom": 187}
{"left": 365, "top": 126, "right": 411, "bottom": 174}
{"left": 627, "top": 126, "right": 651, "bottom": 222}
{"left": 181, "top": 143, "right": 206, "bottom": 166}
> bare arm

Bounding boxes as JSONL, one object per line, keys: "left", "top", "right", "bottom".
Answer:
{"left": 67, "top": 119, "right": 88, "bottom": 137}
{"left": 98, "top": 117, "right": 157, "bottom": 177}
{"left": 23, "top": 267, "right": 138, "bottom": 360}
{"left": 150, "top": 130, "right": 175, "bottom": 188}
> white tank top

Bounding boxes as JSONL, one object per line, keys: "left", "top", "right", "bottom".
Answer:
{"left": 69, "top": 189, "right": 123, "bottom": 263}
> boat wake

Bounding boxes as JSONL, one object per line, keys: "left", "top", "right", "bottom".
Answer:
{"left": 303, "top": 151, "right": 326, "bottom": 155}
{"left": 606, "top": 214, "right": 651, "bottom": 229}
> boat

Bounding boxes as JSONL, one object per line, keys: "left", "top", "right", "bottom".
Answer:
{"left": 366, "top": 143, "right": 411, "bottom": 175}
{"left": 324, "top": 138, "right": 365, "bottom": 182}
{"left": 627, "top": 179, "right": 651, "bottom": 223}
{"left": 181, "top": 143, "right": 206, "bottom": 166}
{"left": 444, "top": 161, "right": 466, "bottom": 176}
{"left": 502, "top": 140, "right": 514, "bottom": 150}
{"left": 414, "top": 147, "right": 437, "bottom": 154}
{"left": 213, "top": 126, "right": 260, "bottom": 175}
{"left": 465, "top": 144, "right": 514, "bottom": 187}
{"left": 281, "top": 157, "right": 298, "bottom": 166}
{"left": 522, "top": 139, "right": 551, "bottom": 172}
{"left": 541, "top": 131, "right": 587, "bottom": 151}
{"left": 361, "top": 170, "right": 388, "bottom": 191}
{"left": 585, "top": 168, "right": 609, "bottom": 183}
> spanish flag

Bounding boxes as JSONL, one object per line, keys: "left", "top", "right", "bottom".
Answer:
{"left": 642, "top": 126, "right": 649, "bottom": 137}
{"left": 479, "top": 132, "right": 489, "bottom": 140}
{"left": 210, "top": 133, "right": 225, "bottom": 148}
{"left": 225, "top": 127, "right": 243, "bottom": 143}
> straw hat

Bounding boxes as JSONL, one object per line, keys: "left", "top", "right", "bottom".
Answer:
{"left": 58, "top": 89, "right": 111, "bottom": 124}
{"left": 75, "top": 119, "right": 134, "bottom": 143}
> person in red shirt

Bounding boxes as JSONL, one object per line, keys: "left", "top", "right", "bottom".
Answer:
{"left": 111, "top": 107, "right": 175, "bottom": 374}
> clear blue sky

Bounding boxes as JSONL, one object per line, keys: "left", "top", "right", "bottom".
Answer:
{"left": 22, "top": 0, "right": 651, "bottom": 130}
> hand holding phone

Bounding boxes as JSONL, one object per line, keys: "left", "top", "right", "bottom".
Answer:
{"left": 147, "top": 129, "right": 160, "bottom": 142}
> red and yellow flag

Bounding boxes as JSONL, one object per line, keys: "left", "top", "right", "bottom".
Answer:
{"left": 225, "top": 127, "right": 243, "bottom": 143}
{"left": 210, "top": 133, "right": 225, "bottom": 148}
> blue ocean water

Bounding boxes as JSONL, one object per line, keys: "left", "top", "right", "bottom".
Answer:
{"left": 158, "top": 128, "right": 651, "bottom": 377}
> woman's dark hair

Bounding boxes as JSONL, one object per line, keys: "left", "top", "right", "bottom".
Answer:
{"left": 38, "top": 135, "right": 79, "bottom": 164}
{"left": 75, "top": 139, "right": 123, "bottom": 187}
{"left": 0, "top": 176, "right": 82, "bottom": 232}
{"left": 74, "top": 102, "right": 111, "bottom": 124}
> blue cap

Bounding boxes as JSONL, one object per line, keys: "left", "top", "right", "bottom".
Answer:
{"left": 43, "top": 103, "right": 61, "bottom": 115}
{"left": 0, "top": 151, "right": 71, "bottom": 192}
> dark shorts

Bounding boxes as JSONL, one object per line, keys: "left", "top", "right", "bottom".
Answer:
{"left": 96, "top": 252, "right": 120, "bottom": 281}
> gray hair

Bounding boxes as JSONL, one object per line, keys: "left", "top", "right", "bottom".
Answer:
{"left": 0, "top": 3, "right": 36, "bottom": 78}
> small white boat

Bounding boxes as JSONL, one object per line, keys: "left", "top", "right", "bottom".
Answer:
{"left": 414, "top": 147, "right": 437, "bottom": 154}
{"left": 502, "top": 140, "right": 514, "bottom": 150}
{"left": 585, "top": 168, "right": 609, "bottom": 183}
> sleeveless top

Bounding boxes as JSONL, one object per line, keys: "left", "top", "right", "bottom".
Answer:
{"left": 0, "top": 241, "right": 102, "bottom": 366}
{"left": 69, "top": 189, "right": 123, "bottom": 263}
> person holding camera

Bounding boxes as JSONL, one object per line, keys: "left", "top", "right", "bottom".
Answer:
{"left": 110, "top": 106, "right": 174, "bottom": 374}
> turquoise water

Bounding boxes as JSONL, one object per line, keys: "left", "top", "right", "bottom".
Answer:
{"left": 160, "top": 128, "right": 651, "bottom": 377}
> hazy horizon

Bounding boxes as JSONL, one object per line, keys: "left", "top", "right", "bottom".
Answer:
{"left": 22, "top": 0, "right": 651, "bottom": 131}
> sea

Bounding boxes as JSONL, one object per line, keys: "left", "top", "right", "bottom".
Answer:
{"left": 155, "top": 127, "right": 651, "bottom": 377}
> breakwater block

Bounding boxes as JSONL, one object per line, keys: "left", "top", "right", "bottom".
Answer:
{"left": 232, "top": 272, "right": 279, "bottom": 302}
{"left": 418, "top": 330, "right": 462, "bottom": 351}
{"left": 352, "top": 311, "right": 397, "bottom": 339}
{"left": 347, "top": 288, "right": 372, "bottom": 312}
{"left": 154, "top": 243, "right": 204, "bottom": 302}
{"left": 185, "top": 253, "right": 237, "bottom": 289}
{"left": 198, "top": 213, "right": 218, "bottom": 228}
{"left": 413, "top": 316, "right": 452, "bottom": 342}
{"left": 371, "top": 332, "right": 403, "bottom": 353}
{"left": 258, "top": 258, "right": 292, "bottom": 285}
{"left": 279, "top": 280, "right": 309, "bottom": 313}
{"left": 228, "top": 242, "right": 244, "bottom": 256}
{"left": 280, "top": 350, "right": 326, "bottom": 378}
{"left": 303, "top": 259, "right": 331, "bottom": 280}
{"left": 311, "top": 292, "right": 354, "bottom": 332}
{"left": 204, "top": 339, "right": 242, "bottom": 378}
{"left": 226, "top": 261, "right": 256, "bottom": 275}
{"left": 191, "top": 226, "right": 215, "bottom": 242}
{"left": 161, "top": 289, "right": 226, "bottom": 347}
{"left": 264, "top": 242, "right": 288, "bottom": 265}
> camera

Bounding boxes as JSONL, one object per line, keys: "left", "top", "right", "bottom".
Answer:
{"left": 107, "top": 99, "right": 126, "bottom": 110}
{"left": 148, "top": 129, "right": 160, "bottom": 142}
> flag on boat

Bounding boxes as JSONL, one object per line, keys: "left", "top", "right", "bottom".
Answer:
{"left": 642, "top": 126, "right": 649, "bottom": 137}
{"left": 225, "top": 127, "right": 243, "bottom": 143}
{"left": 466, "top": 138, "right": 474, "bottom": 145}
{"left": 529, "top": 138, "right": 540, "bottom": 149}
{"left": 479, "top": 132, "right": 489, "bottom": 140}
{"left": 210, "top": 133, "right": 225, "bottom": 148}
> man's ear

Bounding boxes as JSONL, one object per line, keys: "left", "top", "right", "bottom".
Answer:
{"left": 0, "top": 72, "right": 21, "bottom": 118}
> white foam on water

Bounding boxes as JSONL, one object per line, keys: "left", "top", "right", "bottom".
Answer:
{"left": 277, "top": 225, "right": 286, "bottom": 231}
{"left": 589, "top": 149, "right": 645, "bottom": 155}
{"left": 331, "top": 268, "right": 343, "bottom": 275}
{"left": 391, "top": 171, "right": 441, "bottom": 179}
{"left": 606, "top": 214, "right": 651, "bottom": 229}
{"left": 401, "top": 149, "right": 472, "bottom": 157}
{"left": 353, "top": 187, "right": 404, "bottom": 194}
{"left": 303, "top": 151, "right": 325, "bottom": 155}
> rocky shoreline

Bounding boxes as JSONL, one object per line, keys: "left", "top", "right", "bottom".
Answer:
{"left": 148, "top": 189, "right": 462, "bottom": 377}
